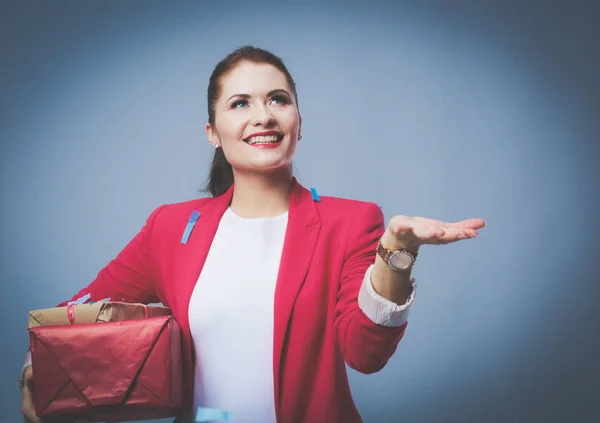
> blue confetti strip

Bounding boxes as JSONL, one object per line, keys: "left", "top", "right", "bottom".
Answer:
{"left": 310, "top": 187, "right": 320, "bottom": 202}
{"left": 196, "top": 407, "right": 231, "bottom": 422}
{"left": 88, "top": 298, "right": 111, "bottom": 305}
{"left": 67, "top": 293, "right": 90, "bottom": 306}
{"left": 181, "top": 210, "right": 201, "bottom": 244}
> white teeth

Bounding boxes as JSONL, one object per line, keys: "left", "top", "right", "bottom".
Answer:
{"left": 246, "top": 135, "right": 280, "bottom": 144}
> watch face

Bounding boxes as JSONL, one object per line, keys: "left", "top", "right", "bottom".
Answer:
{"left": 389, "top": 251, "right": 413, "bottom": 271}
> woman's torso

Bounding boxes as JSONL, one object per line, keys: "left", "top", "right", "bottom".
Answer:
{"left": 188, "top": 207, "right": 288, "bottom": 422}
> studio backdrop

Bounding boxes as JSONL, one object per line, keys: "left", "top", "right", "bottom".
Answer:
{"left": 1, "top": 1, "right": 598, "bottom": 422}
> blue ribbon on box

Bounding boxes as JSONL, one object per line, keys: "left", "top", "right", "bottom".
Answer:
{"left": 196, "top": 407, "right": 231, "bottom": 422}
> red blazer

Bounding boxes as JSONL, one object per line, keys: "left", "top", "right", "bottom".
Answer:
{"left": 61, "top": 178, "right": 407, "bottom": 423}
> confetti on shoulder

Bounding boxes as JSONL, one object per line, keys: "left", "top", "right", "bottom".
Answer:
{"left": 310, "top": 187, "right": 321, "bottom": 202}
{"left": 181, "top": 210, "right": 201, "bottom": 244}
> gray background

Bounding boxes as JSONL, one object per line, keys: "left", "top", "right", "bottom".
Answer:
{"left": 1, "top": 1, "right": 599, "bottom": 422}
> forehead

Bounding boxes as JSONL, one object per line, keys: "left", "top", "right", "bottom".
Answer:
{"left": 220, "top": 62, "right": 291, "bottom": 98}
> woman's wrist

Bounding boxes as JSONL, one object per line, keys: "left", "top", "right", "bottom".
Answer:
{"left": 380, "top": 229, "right": 420, "bottom": 256}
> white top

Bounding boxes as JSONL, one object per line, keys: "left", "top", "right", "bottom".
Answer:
{"left": 187, "top": 207, "right": 416, "bottom": 423}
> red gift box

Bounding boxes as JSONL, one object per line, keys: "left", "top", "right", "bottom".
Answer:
{"left": 29, "top": 315, "right": 183, "bottom": 422}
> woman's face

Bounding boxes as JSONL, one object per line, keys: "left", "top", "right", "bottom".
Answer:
{"left": 206, "top": 61, "right": 301, "bottom": 174}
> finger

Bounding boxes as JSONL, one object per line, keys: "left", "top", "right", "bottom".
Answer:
{"left": 446, "top": 218, "right": 486, "bottom": 230}
{"left": 397, "top": 220, "right": 453, "bottom": 245}
{"left": 393, "top": 220, "right": 479, "bottom": 245}
{"left": 435, "top": 226, "right": 478, "bottom": 244}
{"left": 411, "top": 216, "right": 447, "bottom": 226}
{"left": 23, "top": 412, "right": 40, "bottom": 423}
{"left": 390, "top": 220, "right": 442, "bottom": 245}
{"left": 420, "top": 226, "right": 470, "bottom": 245}
{"left": 410, "top": 223, "right": 446, "bottom": 243}
{"left": 412, "top": 217, "right": 486, "bottom": 232}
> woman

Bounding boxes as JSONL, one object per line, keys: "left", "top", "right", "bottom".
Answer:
{"left": 20, "top": 46, "right": 485, "bottom": 423}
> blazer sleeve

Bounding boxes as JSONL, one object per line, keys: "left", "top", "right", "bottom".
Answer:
{"left": 334, "top": 202, "right": 407, "bottom": 374}
{"left": 56, "top": 205, "right": 165, "bottom": 307}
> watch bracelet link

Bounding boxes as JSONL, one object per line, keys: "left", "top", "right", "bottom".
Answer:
{"left": 377, "top": 239, "right": 418, "bottom": 259}
{"left": 376, "top": 238, "right": 418, "bottom": 271}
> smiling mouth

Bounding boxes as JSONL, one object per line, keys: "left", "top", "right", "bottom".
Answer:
{"left": 244, "top": 134, "right": 283, "bottom": 145}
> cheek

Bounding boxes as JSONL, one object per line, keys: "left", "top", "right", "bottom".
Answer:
{"left": 279, "top": 110, "right": 300, "bottom": 132}
{"left": 215, "top": 115, "right": 246, "bottom": 142}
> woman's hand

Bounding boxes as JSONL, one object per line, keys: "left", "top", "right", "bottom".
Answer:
{"left": 21, "top": 366, "right": 40, "bottom": 423}
{"left": 383, "top": 215, "right": 486, "bottom": 252}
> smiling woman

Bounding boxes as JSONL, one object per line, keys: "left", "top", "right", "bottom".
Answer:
{"left": 204, "top": 47, "right": 302, "bottom": 200}
{"left": 19, "top": 45, "right": 484, "bottom": 423}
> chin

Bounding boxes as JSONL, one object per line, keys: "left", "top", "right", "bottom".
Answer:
{"left": 236, "top": 159, "right": 292, "bottom": 173}
{"left": 230, "top": 144, "right": 296, "bottom": 173}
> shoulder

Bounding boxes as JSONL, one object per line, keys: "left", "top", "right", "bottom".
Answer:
{"left": 313, "top": 194, "right": 385, "bottom": 254}
{"left": 316, "top": 194, "right": 384, "bottom": 227}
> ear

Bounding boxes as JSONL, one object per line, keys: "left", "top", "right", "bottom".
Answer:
{"left": 206, "top": 122, "right": 220, "bottom": 148}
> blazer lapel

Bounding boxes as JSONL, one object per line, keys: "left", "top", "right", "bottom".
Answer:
{"left": 174, "top": 187, "right": 234, "bottom": 334}
{"left": 273, "top": 179, "right": 322, "bottom": 418}
{"left": 169, "top": 178, "right": 321, "bottom": 418}
{"left": 166, "top": 187, "right": 232, "bottom": 415}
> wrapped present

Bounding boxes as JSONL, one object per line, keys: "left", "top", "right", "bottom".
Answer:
{"left": 29, "top": 314, "right": 183, "bottom": 422}
{"left": 28, "top": 301, "right": 171, "bottom": 329}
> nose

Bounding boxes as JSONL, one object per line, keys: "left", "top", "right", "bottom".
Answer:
{"left": 251, "top": 104, "right": 275, "bottom": 127}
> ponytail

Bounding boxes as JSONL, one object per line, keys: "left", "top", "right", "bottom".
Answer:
{"left": 205, "top": 147, "right": 234, "bottom": 197}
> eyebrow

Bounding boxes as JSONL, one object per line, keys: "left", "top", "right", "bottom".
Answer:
{"left": 226, "top": 89, "right": 292, "bottom": 103}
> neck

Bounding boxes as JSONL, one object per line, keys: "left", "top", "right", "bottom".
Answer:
{"left": 229, "top": 167, "right": 293, "bottom": 218}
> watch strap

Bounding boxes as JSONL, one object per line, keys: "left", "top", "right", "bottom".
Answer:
{"left": 377, "top": 240, "right": 418, "bottom": 271}
{"left": 377, "top": 240, "right": 418, "bottom": 259}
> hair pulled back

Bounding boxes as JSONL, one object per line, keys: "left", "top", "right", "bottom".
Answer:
{"left": 204, "top": 46, "right": 299, "bottom": 197}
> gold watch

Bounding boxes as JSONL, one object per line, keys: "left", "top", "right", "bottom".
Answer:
{"left": 376, "top": 240, "right": 418, "bottom": 272}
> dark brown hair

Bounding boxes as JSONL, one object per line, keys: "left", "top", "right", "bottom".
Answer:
{"left": 203, "top": 46, "right": 299, "bottom": 197}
